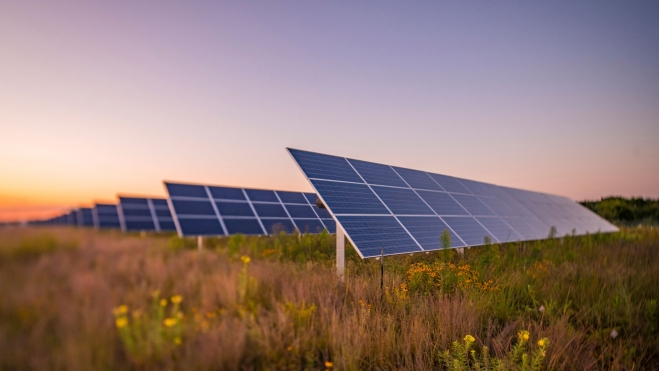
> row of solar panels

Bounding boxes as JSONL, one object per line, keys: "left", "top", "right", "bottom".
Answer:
{"left": 29, "top": 186, "right": 335, "bottom": 235}
{"left": 28, "top": 148, "right": 618, "bottom": 258}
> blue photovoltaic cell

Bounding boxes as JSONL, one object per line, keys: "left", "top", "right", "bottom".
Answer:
{"left": 451, "top": 194, "right": 496, "bottom": 216}
{"left": 335, "top": 215, "right": 421, "bottom": 258}
{"left": 253, "top": 203, "right": 288, "bottom": 218}
{"left": 277, "top": 191, "right": 308, "bottom": 204}
{"left": 321, "top": 219, "right": 336, "bottom": 233}
{"left": 285, "top": 204, "right": 318, "bottom": 218}
{"left": 477, "top": 197, "right": 520, "bottom": 217}
{"left": 262, "top": 219, "right": 296, "bottom": 234}
{"left": 427, "top": 173, "right": 471, "bottom": 194}
{"left": 178, "top": 218, "right": 225, "bottom": 235}
{"left": 397, "top": 216, "right": 465, "bottom": 249}
{"left": 152, "top": 199, "right": 169, "bottom": 207}
{"left": 126, "top": 220, "right": 156, "bottom": 231}
{"left": 475, "top": 217, "right": 522, "bottom": 243}
{"left": 171, "top": 200, "right": 216, "bottom": 215}
{"left": 294, "top": 219, "right": 326, "bottom": 234}
{"left": 348, "top": 159, "right": 409, "bottom": 188}
{"left": 289, "top": 148, "right": 363, "bottom": 183}
{"left": 224, "top": 219, "right": 264, "bottom": 235}
{"left": 310, "top": 180, "right": 389, "bottom": 215}
{"left": 215, "top": 202, "right": 255, "bottom": 217}
{"left": 416, "top": 191, "right": 469, "bottom": 216}
{"left": 392, "top": 167, "right": 444, "bottom": 191}
{"left": 312, "top": 205, "right": 332, "bottom": 219}
{"left": 94, "top": 203, "right": 121, "bottom": 229}
{"left": 458, "top": 179, "right": 496, "bottom": 197}
{"left": 443, "top": 217, "right": 494, "bottom": 246}
{"left": 245, "top": 189, "right": 279, "bottom": 202}
{"left": 165, "top": 181, "right": 330, "bottom": 237}
{"left": 304, "top": 193, "right": 318, "bottom": 204}
{"left": 123, "top": 208, "right": 152, "bottom": 217}
{"left": 78, "top": 208, "right": 94, "bottom": 227}
{"left": 288, "top": 148, "right": 618, "bottom": 258}
{"left": 371, "top": 186, "right": 434, "bottom": 215}
{"left": 158, "top": 221, "right": 177, "bottom": 231}
{"left": 166, "top": 183, "right": 208, "bottom": 198}
{"left": 119, "top": 196, "right": 177, "bottom": 233}
{"left": 209, "top": 186, "right": 247, "bottom": 201}
{"left": 155, "top": 208, "right": 173, "bottom": 217}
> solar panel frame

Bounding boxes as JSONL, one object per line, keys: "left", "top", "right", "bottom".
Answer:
{"left": 288, "top": 148, "right": 619, "bottom": 258}
{"left": 92, "top": 203, "right": 121, "bottom": 229}
{"left": 117, "top": 196, "right": 177, "bottom": 233}
{"left": 164, "top": 181, "right": 330, "bottom": 237}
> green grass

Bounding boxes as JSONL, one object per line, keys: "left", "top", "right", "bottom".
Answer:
{"left": 0, "top": 226, "right": 657, "bottom": 370}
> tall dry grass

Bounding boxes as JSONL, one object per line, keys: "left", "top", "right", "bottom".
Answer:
{"left": 0, "top": 226, "right": 657, "bottom": 370}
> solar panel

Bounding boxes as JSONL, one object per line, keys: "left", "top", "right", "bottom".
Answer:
{"left": 288, "top": 148, "right": 619, "bottom": 258}
{"left": 92, "top": 203, "right": 121, "bottom": 229}
{"left": 164, "top": 181, "right": 330, "bottom": 237}
{"left": 76, "top": 208, "right": 94, "bottom": 227}
{"left": 117, "top": 196, "right": 177, "bottom": 232}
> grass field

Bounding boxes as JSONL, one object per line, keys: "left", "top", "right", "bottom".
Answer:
{"left": 0, "top": 226, "right": 657, "bottom": 370}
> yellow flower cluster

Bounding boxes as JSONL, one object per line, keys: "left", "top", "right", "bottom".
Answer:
{"left": 464, "top": 334, "right": 476, "bottom": 343}
{"left": 526, "top": 260, "right": 553, "bottom": 279}
{"left": 518, "top": 330, "right": 530, "bottom": 342}
{"left": 241, "top": 255, "right": 251, "bottom": 264}
{"left": 406, "top": 262, "right": 497, "bottom": 293}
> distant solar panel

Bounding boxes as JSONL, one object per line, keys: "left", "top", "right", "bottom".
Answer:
{"left": 288, "top": 148, "right": 618, "bottom": 258}
{"left": 164, "top": 182, "right": 333, "bottom": 237}
{"left": 117, "top": 196, "right": 177, "bottom": 232}
{"left": 76, "top": 208, "right": 94, "bottom": 227}
{"left": 92, "top": 203, "right": 121, "bottom": 229}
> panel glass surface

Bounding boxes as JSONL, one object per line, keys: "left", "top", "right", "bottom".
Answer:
{"left": 371, "top": 186, "right": 434, "bottom": 215}
{"left": 287, "top": 148, "right": 617, "bottom": 258}
{"left": 310, "top": 180, "right": 389, "bottom": 215}
{"left": 165, "top": 181, "right": 329, "bottom": 237}
{"left": 347, "top": 159, "right": 408, "bottom": 187}
{"left": 336, "top": 215, "right": 421, "bottom": 257}
{"left": 442, "top": 217, "right": 494, "bottom": 246}
{"left": 397, "top": 216, "right": 465, "bottom": 250}
{"left": 416, "top": 191, "right": 469, "bottom": 216}
{"left": 392, "top": 167, "right": 443, "bottom": 191}
{"left": 451, "top": 194, "right": 496, "bottom": 216}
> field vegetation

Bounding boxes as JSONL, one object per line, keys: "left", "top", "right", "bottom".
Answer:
{"left": 581, "top": 197, "right": 659, "bottom": 226}
{"left": 0, "top": 226, "right": 657, "bottom": 370}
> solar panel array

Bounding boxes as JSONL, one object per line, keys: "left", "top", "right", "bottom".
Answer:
{"left": 288, "top": 148, "right": 618, "bottom": 258}
{"left": 117, "top": 196, "right": 177, "bottom": 232}
{"left": 165, "top": 182, "right": 335, "bottom": 236}
{"left": 92, "top": 203, "right": 121, "bottom": 229}
{"left": 76, "top": 208, "right": 95, "bottom": 227}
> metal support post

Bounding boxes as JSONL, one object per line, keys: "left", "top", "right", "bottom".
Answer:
{"left": 336, "top": 225, "right": 345, "bottom": 281}
{"left": 197, "top": 236, "right": 203, "bottom": 251}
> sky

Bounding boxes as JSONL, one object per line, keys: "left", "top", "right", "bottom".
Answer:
{"left": 1, "top": 0, "right": 658, "bottom": 222}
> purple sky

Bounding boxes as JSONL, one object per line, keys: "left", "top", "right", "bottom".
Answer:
{"left": 1, "top": 1, "right": 658, "bottom": 221}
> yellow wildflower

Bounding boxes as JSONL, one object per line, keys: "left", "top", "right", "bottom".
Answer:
{"left": 325, "top": 361, "right": 333, "bottom": 368}
{"left": 464, "top": 334, "right": 476, "bottom": 343}
{"left": 171, "top": 295, "right": 183, "bottom": 304}
{"left": 538, "top": 338, "right": 549, "bottom": 347}
{"left": 174, "top": 337, "right": 182, "bottom": 345}
{"left": 115, "top": 317, "right": 128, "bottom": 328}
{"left": 241, "top": 255, "right": 251, "bottom": 264}
{"left": 113, "top": 305, "right": 128, "bottom": 316}
{"left": 518, "top": 330, "right": 530, "bottom": 342}
{"left": 160, "top": 299, "right": 167, "bottom": 306}
{"left": 164, "top": 317, "right": 178, "bottom": 327}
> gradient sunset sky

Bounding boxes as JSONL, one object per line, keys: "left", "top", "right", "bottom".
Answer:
{"left": 1, "top": 1, "right": 658, "bottom": 222}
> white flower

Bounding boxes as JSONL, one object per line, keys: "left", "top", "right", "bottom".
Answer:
{"left": 539, "top": 305, "right": 545, "bottom": 313}
{"left": 610, "top": 329, "right": 618, "bottom": 339}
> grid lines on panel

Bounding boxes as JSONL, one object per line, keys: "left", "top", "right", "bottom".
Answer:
{"left": 287, "top": 148, "right": 618, "bottom": 258}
